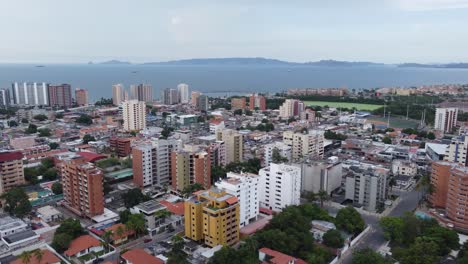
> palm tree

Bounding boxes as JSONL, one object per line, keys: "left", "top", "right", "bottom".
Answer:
{"left": 317, "top": 190, "right": 329, "bottom": 208}
{"left": 32, "top": 249, "right": 44, "bottom": 263}
{"left": 19, "top": 251, "right": 32, "bottom": 264}
{"left": 116, "top": 225, "right": 125, "bottom": 238}
{"left": 101, "top": 230, "right": 113, "bottom": 251}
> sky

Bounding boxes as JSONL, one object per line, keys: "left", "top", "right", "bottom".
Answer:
{"left": 1, "top": 0, "right": 468, "bottom": 63}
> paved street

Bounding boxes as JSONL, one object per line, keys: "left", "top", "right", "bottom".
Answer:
{"left": 338, "top": 188, "right": 421, "bottom": 264}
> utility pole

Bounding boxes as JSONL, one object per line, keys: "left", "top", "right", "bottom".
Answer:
{"left": 388, "top": 111, "right": 391, "bottom": 128}
{"left": 406, "top": 104, "right": 409, "bottom": 120}
{"left": 383, "top": 104, "right": 386, "bottom": 119}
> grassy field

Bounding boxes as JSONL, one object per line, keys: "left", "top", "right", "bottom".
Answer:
{"left": 368, "top": 116, "right": 419, "bottom": 128}
{"left": 304, "top": 101, "right": 382, "bottom": 111}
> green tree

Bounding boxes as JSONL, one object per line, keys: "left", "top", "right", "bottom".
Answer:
{"left": 52, "top": 182, "right": 63, "bottom": 195}
{"left": 119, "top": 209, "right": 132, "bottom": 224}
{"left": 101, "top": 230, "right": 113, "bottom": 251}
{"left": 55, "top": 112, "right": 64, "bottom": 119}
{"left": 167, "top": 235, "right": 188, "bottom": 264}
{"left": 379, "top": 216, "right": 404, "bottom": 243}
{"left": 43, "top": 168, "right": 58, "bottom": 180}
{"left": 52, "top": 218, "right": 84, "bottom": 252}
{"left": 21, "top": 118, "right": 29, "bottom": 124}
{"left": 82, "top": 134, "right": 96, "bottom": 144}
{"left": 49, "top": 142, "right": 59, "bottom": 149}
{"left": 123, "top": 188, "right": 149, "bottom": 208}
{"left": 335, "top": 206, "right": 365, "bottom": 235}
{"left": 41, "top": 158, "right": 55, "bottom": 168}
{"left": 233, "top": 109, "right": 243, "bottom": 115}
{"left": 125, "top": 213, "right": 146, "bottom": 237}
{"left": 352, "top": 248, "right": 392, "bottom": 264}
{"left": 322, "top": 229, "right": 344, "bottom": 248}
{"left": 19, "top": 250, "right": 32, "bottom": 264}
{"left": 8, "top": 120, "right": 18, "bottom": 127}
{"left": 33, "top": 114, "right": 48, "bottom": 121}
{"left": 38, "top": 128, "right": 51, "bottom": 137}
{"left": 182, "top": 183, "right": 204, "bottom": 197}
{"left": 427, "top": 132, "right": 436, "bottom": 140}
{"left": 382, "top": 136, "right": 392, "bottom": 144}
{"left": 76, "top": 114, "right": 93, "bottom": 125}
{"left": 25, "top": 124, "right": 37, "bottom": 134}
{"left": 317, "top": 190, "right": 329, "bottom": 208}
{"left": 393, "top": 238, "right": 440, "bottom": 264}
{"left": 51, "top": 233, "right": 73, "bottom": 253}
{"left": 271, "top": 147, "right": 288, "bottom": 163}
{"left": 32, "top": 249, "right": 44, "bottom": 263}
{"left": 1, "top": 188, "right": 32, "bottom": 218}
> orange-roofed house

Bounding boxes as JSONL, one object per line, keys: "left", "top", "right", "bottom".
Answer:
{"left": 258, "top": 247, "right": 307, "bottom": 264}
{"left": 64, "top": 235, "right": 103, "bottom": 258}
{"left": 121, "top": 248, "right": 164, "bottom": 264}
{"left": 104, "top": 223, "right": 134, "bottom": 245}
{"left": 11, "top": 249, "right": 61, "bottom": 264}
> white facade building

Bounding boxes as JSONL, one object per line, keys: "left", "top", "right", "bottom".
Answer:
{"left": 122, "top": 100, "right": 146, "bottom": 131}
{"left": 279, "top": 99, "right": 304, "bottom": 118}
{"left": 112, "top": 84, "right": 125, "bottom": 106}
{"left": 177, "top": 83, "right": 190, "bottom": 103}
{"left": 391, "top": 159, "right": 418, "bottom": 176}
{"left": 299, "top": 157, "right": 342, "bottom": 194}
{"left": 215, "top": 172, "right": 260, "bottom": 227}
{"left": 283, "top": 130, "right": 324, "bottom": 161}
{"left": 11, "top": 82, "right": 49, "bottom": 106}
{"left": 434, "top": 107, "right": 458, "bottom": 133}
{"left": 444, "top": 135, "right": 468, "bottom": 166}
{"left": 259, "top": 163, "right": 301, "bottom": 212}
{"left": 263, "top": 141, "right": 292, "bottom": 167}
{"left": 345, "top": 166, "right": 388, "bottom": 212}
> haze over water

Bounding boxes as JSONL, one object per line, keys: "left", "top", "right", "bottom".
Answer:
{"left": 1, "top": 64, "right": 468, "bottom": 101}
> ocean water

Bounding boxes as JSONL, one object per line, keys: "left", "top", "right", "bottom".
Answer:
{"left": 1, "top": 64, "right": 468, "bottom": 101}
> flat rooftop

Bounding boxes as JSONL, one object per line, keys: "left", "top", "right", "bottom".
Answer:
{"left": 136, "top": 200, "right": 166, "bottom": 213}
{"left": 3, "top": 230, "right": 38, "bottom": 244}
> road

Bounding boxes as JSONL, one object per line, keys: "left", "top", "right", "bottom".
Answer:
{"left": 338, "top": 188, "right": 421, "bottom": 264}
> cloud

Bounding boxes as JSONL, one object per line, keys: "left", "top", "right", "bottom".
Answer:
{"left": 391, "top": 0, "right": 468, "bottom": 11}
{"left": 171, "top": 16, "right": 182, "bottom": 25}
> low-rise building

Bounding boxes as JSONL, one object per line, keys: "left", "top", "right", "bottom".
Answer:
{"left": 37, "top": 205, "right": 63, "bottom": 222}
{"left": 131, "top": 200, "right": 183, "bottom": 236}
{"left": 11, "top": 249, "right": 61, "bottom": 264}
{"left": 258, "top": 247, "right": 307, "bottom": 264}
{"left": 104, "top": 223, "right": 134, "bottom": 245}
{"left": 0, "top": 216, "right": 28, "bottom": 238}
{"left": 64, "top": 235, "right": 103, "bottom": 259}
{"left": 121, "top": 248, "right": 164, "bottom": 264}
{"left": 391, "top": 159, "right": 418, "bottom": 177}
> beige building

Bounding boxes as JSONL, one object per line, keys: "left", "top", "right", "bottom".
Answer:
{"left": 283, "top": 130, "right": 324, "bottom": 161}
{"left": 216, "top": 129, "right": 243, "bottom": 164}
{"left": 444, "top": 135, "right": 468, "bottom": 166}
{"left": 391, "top": 159, "right": 418, "bottom": 176}
{"left": 112, "top": 84, "right": 125, "bottom": 106}
{"left": 171, "top": 145, "right": 211, "bottom": 192}
{"left": 279, "top": 99, "right": 304, "bottom": 118}
{"left": 75, "top": 88, "right": 89, "bottom": 106}
{"left": 122, "top": 100, "right": 146, "bottom": 131}
{"left": 191, "top": 91, "right": 201, "bottom": 107}
{"left": 0, "top": 152, "right": 25, "bottom": 195}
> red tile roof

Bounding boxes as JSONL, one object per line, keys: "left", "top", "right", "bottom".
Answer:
{"left": 226, "top": 196, "right": 239, "bottom": 205}
{"left": 11, "top": 249, "right": 61, "bottom": 264}
{"left": 0, "top": 151, "right": 23, "bottom": 162}
{"left": 64, "top": 235, "right": 101, "bottom": 256}
{"left": 160, "top": 200, "right": 185, "bottom": 215}
{"left": 104, "top": 223, "right": 134, "bottom": 241}
{"left": 121, "top": 249, "right": 164, "bottom": 264}
{"left": 259, "top": 248, "right": 307, "bottom": 264}
{"left": 77, "top": 151, "right": 107, "bottom": 163}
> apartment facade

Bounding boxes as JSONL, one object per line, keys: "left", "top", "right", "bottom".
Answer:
{"left": 0, "top": 88, "right": 10, "bottom": 108}
{"left": 197, "top": 94, "right": 209, "bottom": 111}
{"left": 444, "top": 135, "right": 468, "bottom": 166}
{"left": 249, "top": 94, "right": 266, "bottom": 111}
{"left": 345, "top": 166, "right": 388, "bottom": 212}
{"left": 11, "top": 82, "right": 49, "bottom": 106}
{"left": 434, "top": 107, "right": 458, "bottom": 133}
{"left": 61, "top": 157, "right": 104, "bottom": 217}
{"left": 299, "top": 157, "right": 342, "bottom": 195}
{"left": 75, "top": 88, "right": 89, "bottom": 106}
{"left": 210, "top": 141, "right": 226, "bottom": 166}
{"left": 184, "top": 188, "right": 240, "bottom": 247}
{"left": 109, "top": 137, "right": 132, "bottom": 157}
{"left": 130, "top": 84, "right": 152, "bottom": 102}
{"left": 177, "top": 83, "right": 189, "bottom": 103}
{"left": 263, "top": 141, "right": 291, "bottom": 167}
{"left": 112, "top": 84, "right": 125, "bottom": 106}
{"left": 122, "top": 100, "right": 146, "bottom": 131}
{"left": 283, "top": 130, "right": 324, "bottom": 161}
{"left": 279, "top": 99, "right": 304, "bottom": 118}
{"left": 191, "top": 91, "right": 201, "bottom": 107}
{"left": 0, "top": 152, "right": 25, "bottom": 195}
{"left": 215, "top": 172, "right": 260, "bottom": 227}
{"left": 171, "top": 146, "right": 211, "bottom": 192}
{"left": 258, "top": 163, "right": 301, "bottom": 212}
{"left": 216, "top": 129, "right": 243, "bottom": 164}
{"left": 132, "top": 139, "right": 182, "bottom": 187}
{"left": 231, "top": 97, "right": 246, "bottom": 110}
{"left": 48, "top": 84, "right": 72, "bottom": 108}
{"left": 162, "top": 88, "right": 180, "bottom": 105}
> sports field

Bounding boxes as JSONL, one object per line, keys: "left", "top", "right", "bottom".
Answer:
{"left": 304, "top": 101, "right": 382, "bottom": 111}
{"left": 368, "top": 116, "right": 419, "bottom": 128}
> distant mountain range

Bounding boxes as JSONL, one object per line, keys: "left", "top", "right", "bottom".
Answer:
{"left": 94, "top": 58, "right": 468, "bottom": 68}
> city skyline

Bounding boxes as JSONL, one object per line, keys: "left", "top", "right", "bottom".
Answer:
{"left": 2, "top": 0, "right": 468, "bottom": 63}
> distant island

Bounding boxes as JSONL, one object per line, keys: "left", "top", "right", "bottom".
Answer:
{"left": 91, "top": 58, "right": 468, "bottom": 68}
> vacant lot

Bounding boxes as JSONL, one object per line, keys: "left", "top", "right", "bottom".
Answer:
{"left": 304, "top": 101, "right": 382, "bottom": 111}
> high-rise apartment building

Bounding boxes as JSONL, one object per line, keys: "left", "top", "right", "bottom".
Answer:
{"left": 209, "top": 141, "right": 226, "bottom": 166}
{"left": 345, "top": 166, "right": 388, "bottom": 212}
{"left": 75, "top": 88, "right": 89, "bottom": 106}
{"left": 299, "top": 157, "right": 342, "bottom": 195}
{"left": 133, "top": 139, "right": 182, "bottom": 187}
{"left": 112, "top": 84, "right": 125, "bottom": 106}
{"left": 122, "top": 100, "right": 146, "bottom": 131}
{"left": 216, "top": 129, "right": 243, "bottom": 164}
{"left": 231, "top": 97, "right": 246, "bottom": 110}
{"left": 177, "top": 83, "right": 189, "bottom": 103}
{"left": 249, "top": 94, "right": 266, "bottom": 111}
{"left": 171, "top": 145, "right": 211, "bottom": 192}
{"left": 430, "top": 161, "right": 468, "bottom": 230}
{"left": 283, "top": 130, "right": 324, "bottom": 161}
{"left": 444, "top": 135, "right": 468, "bottom": 166}
{"left": 61, "top": 157, "right": 104, "bottom": 217}
{"left": 197, "top": 94, "right": 209, "bottom": 111}
{"left": 263, "top": 141, "right": 291, "bottom": 167}
{"left": 191, "top": 91, "right": 201, "bottom": 107}
{"left": 184, "top": 188, "right": 240, "bottom": 247}
{"left": 215, "top": 172, "right": 260, "bottom": 227}
{"left": 259, "top": 163, "right": 301, "bottom": 212}
{"left": 279, "top": 99, "right": 304, "bottom": 118}
{"left": 434, "top": 107, "right": 458, "bottom": 133}
{"left": 0, "top": 88, "right": 10, "bottom": 108}
{"left": 130, "top": 84, "right": 153, "bottom": 102}
{"left": 109, "top": 137, "right": 132, "bottom": 157}
{"left": 11, "top": 82, "right": 49, "bottom": 106}
{"left": 162, "top": 88, "right": 180, "bottom": 105}
{"left": 48, "top": 84, "right": 72, "bottom": 108}
{"left": 0, "top": 152, "right": 25, "bottom": 195}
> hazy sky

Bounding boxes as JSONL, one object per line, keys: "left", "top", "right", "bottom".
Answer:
{"left": 1, "top": 0, "right": 468, "bottom": 63}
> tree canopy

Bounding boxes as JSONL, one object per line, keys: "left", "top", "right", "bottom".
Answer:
{"left": 76, "top": 114, "right": 93, "bottom": 125}
{"left": 335, "top": 206, "right": 365, "bottom": 235}
{"left": 82, "top": 134, "right": 96, "bottom": 144}
{"left": 123, "top": 188, "right": 150, "bottom": 208}
{"left": 52, "top": 218, "right": 85, "bottom": 252}
{"left": 352, "top": 248, "right": 392, "bottom": 264}
{"left": 1, "top": 188, "right": 32, "bottom": 218}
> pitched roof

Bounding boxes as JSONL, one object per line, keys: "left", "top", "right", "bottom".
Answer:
{"left": 76, "top": 151, "right": 106, "bottom": 163}
{"left": 104, "top": 223, "right": 134, "bottom": 241}
{"left": 121, "top": 248, "right": 164, "bottom": 264}
{"left": 160, "top": 200, "right": 185, "bottom": 215}
{"left": 259, "top": 247, "right": 307, "bottom": 264}
{"left": 0, "top": 151, "right": 23, "bottom": 162}
{"left": 11, "top": 249, "right": 61, "bottom": 264}
{"left": 64, "top": 235, "right": 101, "bottom": 256}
